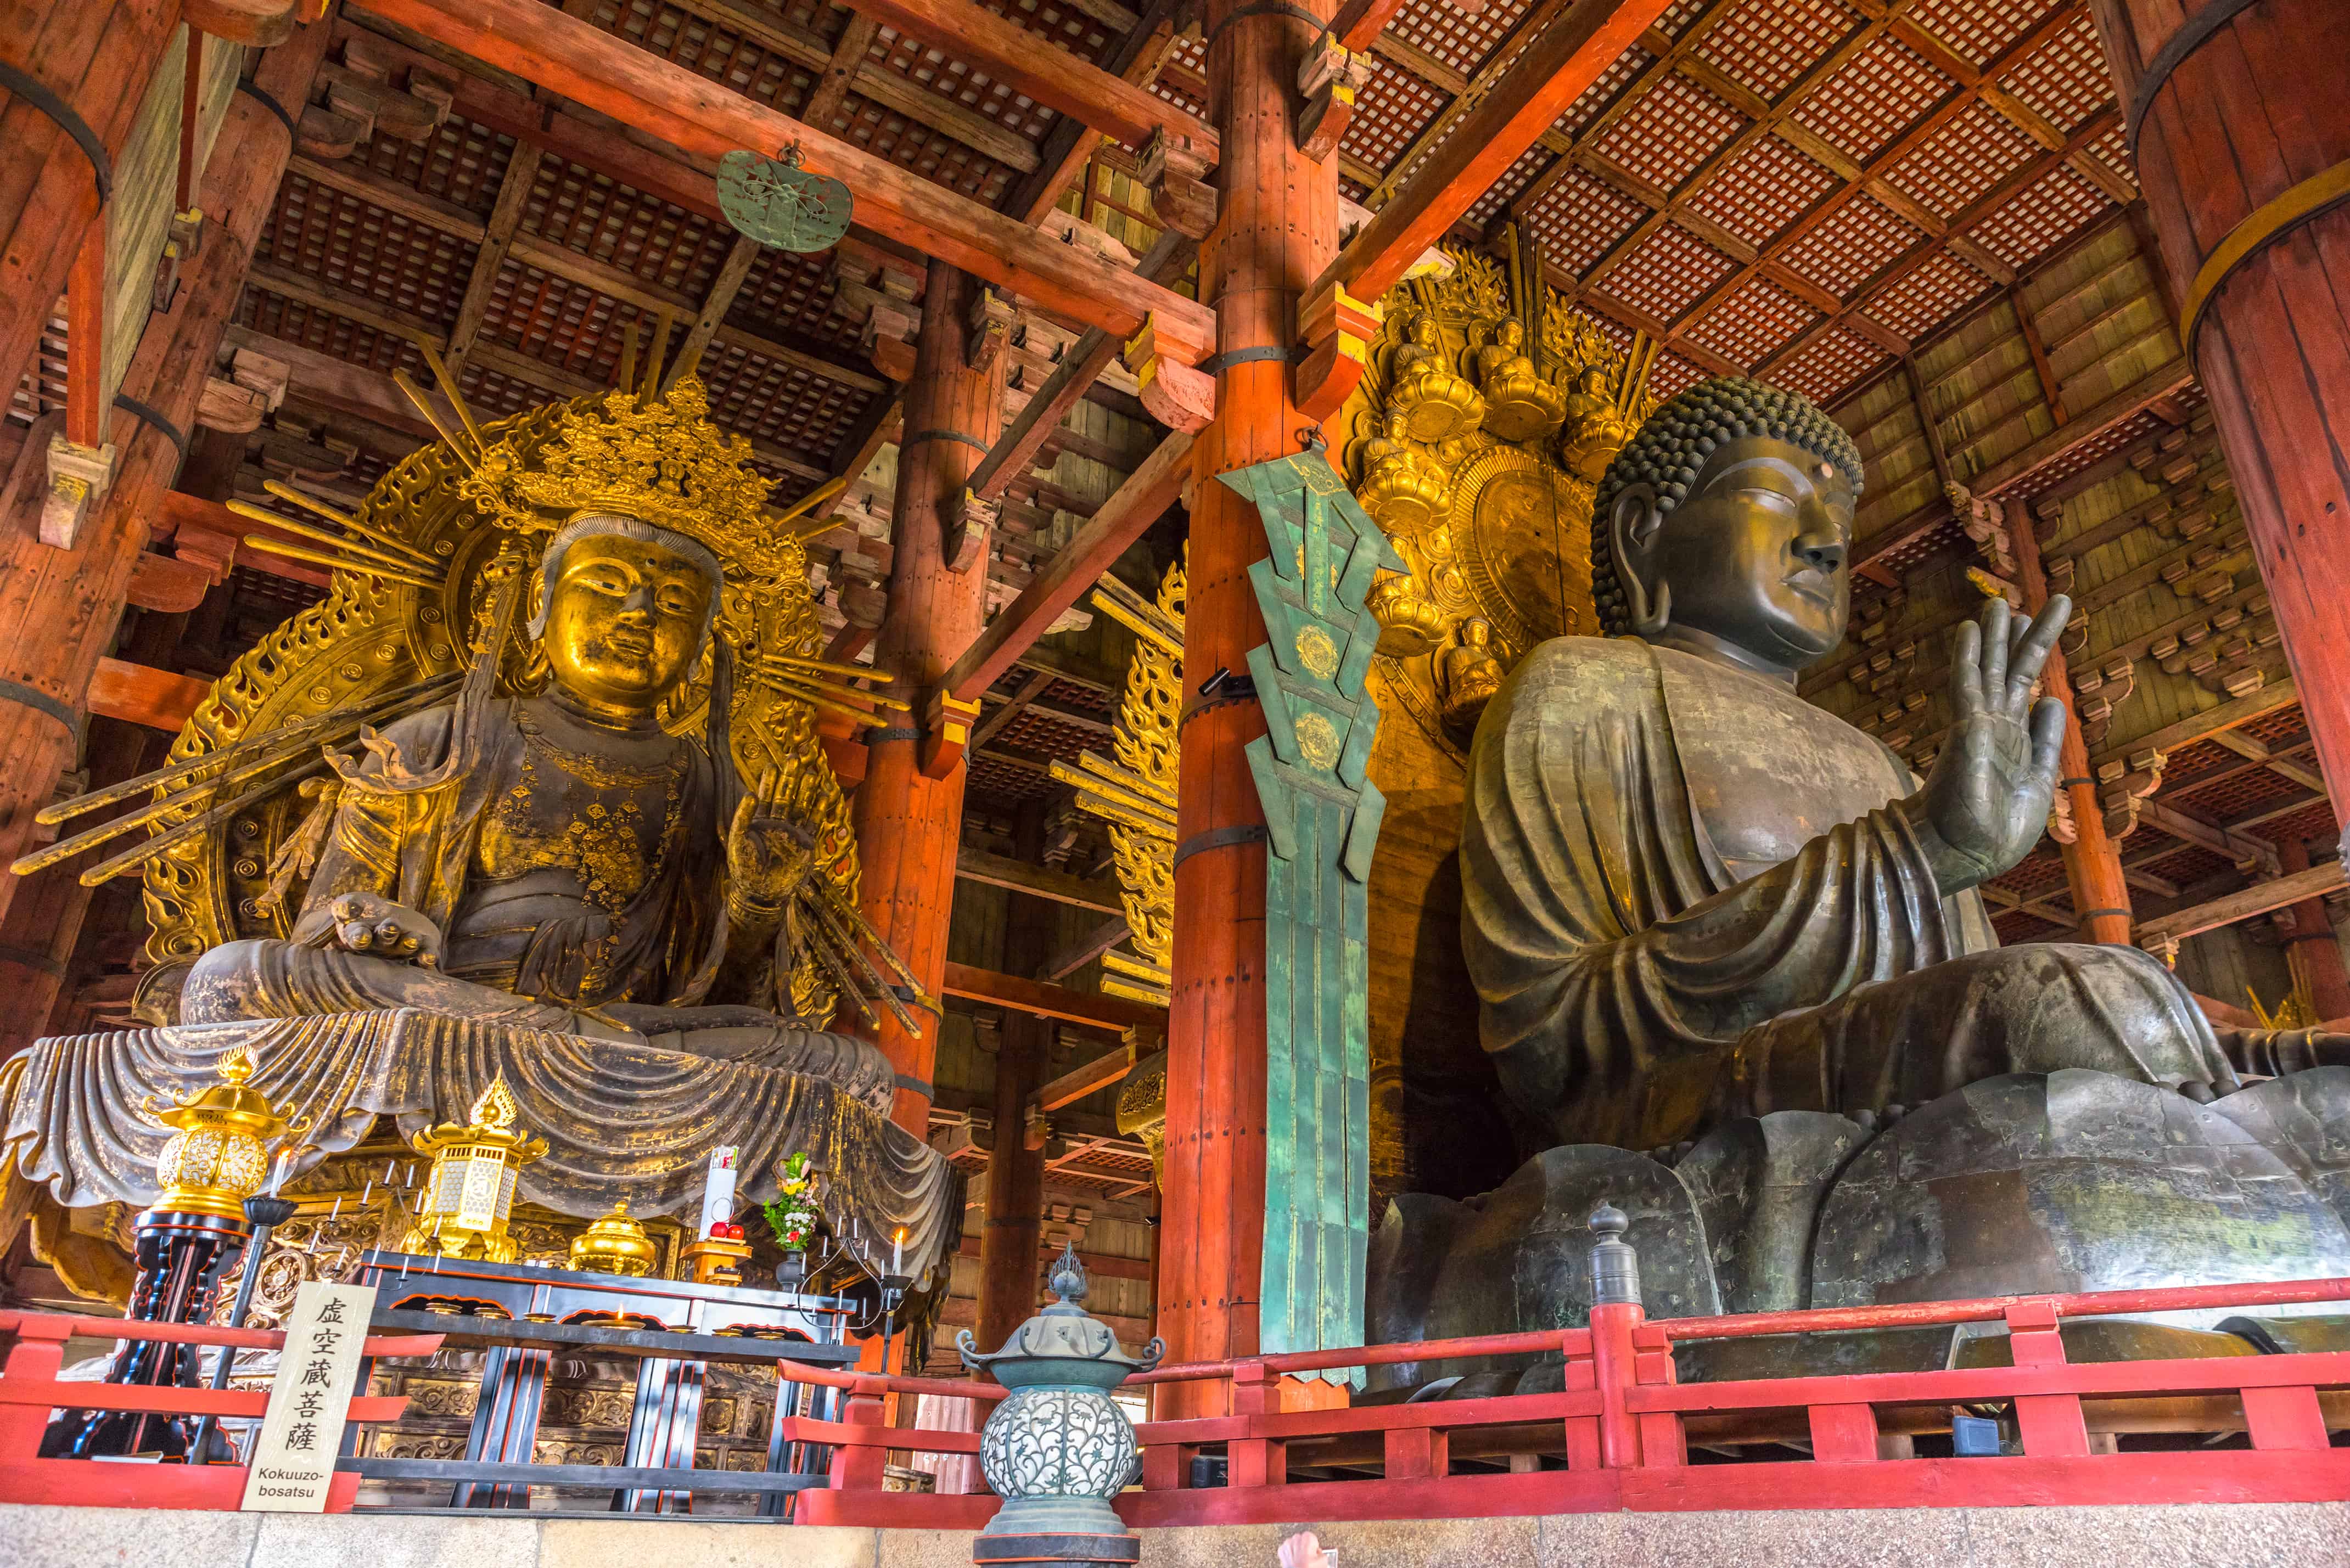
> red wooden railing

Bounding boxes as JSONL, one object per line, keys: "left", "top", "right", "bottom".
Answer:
{"left": 0, "top": 1311, "right": 442, "bottom": 1511}
{"left": 7, "top": 1277, "right": 2346, "bottom": 1521}
{"left": 788, "top": 1274, "right": 2350, "bottom": 1527}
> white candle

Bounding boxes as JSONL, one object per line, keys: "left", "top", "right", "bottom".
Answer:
{"left": 891, "top": 1228, "right": 904, "bottom": 1275}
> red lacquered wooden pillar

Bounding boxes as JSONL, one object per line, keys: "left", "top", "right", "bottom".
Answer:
{"left": 0, "top": 0, "right": 183, "bottom": 406}
{"left": 1157, "top": 0, "right": 1337, "bottom": 1419}
{"left": 0, "top": 21, "right": 334, "bottom": 929}
{"left": 2093, "top": 0, "right": 2350, "bottom": 846}
{"left": 852, "top": 265, "right": 1003, "bottom": 1131}
{"left": 2009, "top": 499, "right": 2134, "bottom": 943}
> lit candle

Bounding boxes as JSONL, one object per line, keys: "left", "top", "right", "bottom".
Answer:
{"left": 266, "top": 1149, "right": 293, "bottom": 1197}
{"left": 891, "top": 1227, "right": 905, "bottom": 1276}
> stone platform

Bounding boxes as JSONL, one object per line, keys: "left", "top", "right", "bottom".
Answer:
{"left": 8, "top": 1499, "right": 2347, "bottom": 1568}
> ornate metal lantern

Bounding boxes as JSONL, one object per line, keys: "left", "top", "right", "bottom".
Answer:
{"left": 960, "top": 1243, "right": 1163, "bottom": 1566}
{"left": 399, "top": 1076, "right": 547, "bottom": 1262}
{"left": 142, "top": 1043, "right": 306, "bottom": 1221}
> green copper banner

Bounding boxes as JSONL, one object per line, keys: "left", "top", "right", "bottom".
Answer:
{"left": 1216, "top": 448, "right": 1406, "bottom": 1384}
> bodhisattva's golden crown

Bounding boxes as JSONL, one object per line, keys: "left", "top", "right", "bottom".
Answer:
{"left": 458, "top": 375, "right": 790, "bottom": 587}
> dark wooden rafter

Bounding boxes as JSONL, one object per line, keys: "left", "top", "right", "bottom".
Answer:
{"left": 442, "top": 142, "right": 543, "bottom": 376}
{"left": 365, "top": 0, "right": 1216, "bottom": 358}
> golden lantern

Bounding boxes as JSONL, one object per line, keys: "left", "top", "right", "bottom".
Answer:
{"left": 141, "top": 1044, "right": 309, "bottom": 1221}
{"left": 569, "top": 1200, "right": 658, "bottom": 1277}
{"left": 399, "top": 1076, "right": 547, "bottom": 1262}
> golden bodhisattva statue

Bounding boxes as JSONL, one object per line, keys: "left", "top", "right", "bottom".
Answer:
{"left": 181, "top": 511, "right": 888, "bottom": 1105}
{"left": 0, "top": 370, "right": 960, "bottom": 1300}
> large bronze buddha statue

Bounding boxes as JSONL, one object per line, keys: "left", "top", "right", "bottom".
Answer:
{"left": 1462, "top": 379, "right": 2232, "bottom": 1150}
{"left": 1367, "top": 378, "right": 2350, "bottom": 1380}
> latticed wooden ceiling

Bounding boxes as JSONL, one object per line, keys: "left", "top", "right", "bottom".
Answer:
{"left": 44, "top": 0, "right": 2141, "bottom": 479}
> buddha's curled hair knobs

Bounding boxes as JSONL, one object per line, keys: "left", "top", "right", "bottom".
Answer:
{"left": 1589, "top": 375, "right": 1864, "bottom": 636}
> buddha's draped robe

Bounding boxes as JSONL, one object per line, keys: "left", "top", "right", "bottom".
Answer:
{"left": 181, "top": 696, "right": 893, "bottom": 1115}
{"left": 1461, "top": 636, "right": 2232, "bottom": 1150}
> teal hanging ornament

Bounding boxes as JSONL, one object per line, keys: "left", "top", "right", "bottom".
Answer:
{"left": 717, "top": 144, "right": 853, "bottom": 253}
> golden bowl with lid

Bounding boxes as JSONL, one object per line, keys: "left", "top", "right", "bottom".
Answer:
{"left": 570, "top": 1199, "right": 658, "bottom": 1277}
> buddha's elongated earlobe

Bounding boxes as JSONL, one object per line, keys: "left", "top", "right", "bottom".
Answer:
{"left": 1610, "top": 484, "right": 1671, "bottom": 639}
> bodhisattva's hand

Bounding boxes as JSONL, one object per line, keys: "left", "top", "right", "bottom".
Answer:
{"left": 1901, "top": 594, "right": 2071, "bottom": 894}
{"left": 725, "top": 790, "right": 817, "bottom": 915}
{"left": 293, "top": 890, "right": 444, "bottom": 969}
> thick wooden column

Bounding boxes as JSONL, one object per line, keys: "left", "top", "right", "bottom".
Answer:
{"left": 2008, "top": 498, "right": 2133, "bottom": 943}
{"left": 2276, "top": 835, "right": 2350, "bottom": 1023}
{"left": 0, "top": 0, "right": 184, "bottom": 403}
{"left": 852, "top": 264, "right": 1003, "bottom": 1130}
{"left": 1158, "top": 0, "right": 1336, "bottom": 1417}
{"left": 977, "top": 807, "right": 1053, "bottom": 1350}
{"left": 0, "top": 24, "right": 333, "bottom": 930}
{"left": 2094, "top": 0, "right": 2350, "bottom": 856}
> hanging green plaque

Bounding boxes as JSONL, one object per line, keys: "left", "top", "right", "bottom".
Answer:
{"left": 1217, "top": 447, "right": 1406, "bottom": 1387}
{"left": 717, "top": 144, "right": 854, "bottom": 254}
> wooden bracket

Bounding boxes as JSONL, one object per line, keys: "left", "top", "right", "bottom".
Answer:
{"left": 944, "top": 486, "right": 998, "bottom": 576}
{"left": 1293, "top": 280, "right": 1381, "bottom": 425}
{"left": 832, "top": 251, "right": 924, "bottom": 381}
{"left": 40, "top": 436, "right": 119, "bottom": 552}
{"left": 2096, "top": 748, "right": 2167, "bottom": 841}
{"left": 1138, "top": 126, "right": 1218, "bottom": 241}
{"left": 1124, "top": 315, "right": 1215, "bottom": 432}
{"left": 918, "top": 690, "right": 984, "bottom": 780}
{"left": 185, "top": 0, "right": 300, "bottom": 46}
{"left": 1296, "top": 40, "right": 1368, "bottom": 164}
{"left": 965, "top": 286, "right": 1014, "bottom": 374}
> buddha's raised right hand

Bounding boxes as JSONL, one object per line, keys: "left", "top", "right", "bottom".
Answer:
{"left": 1901, "top": 595, "right": 2071, "bottom": 894}
{"left": 293, "top": 890, "right": 445, "bottom": 970}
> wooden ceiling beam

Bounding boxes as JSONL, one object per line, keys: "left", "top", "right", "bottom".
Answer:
{"left": 848, "top": 0, "right": 1215, "bottom": 158}
{"left": 957, "top": 845, "right": 1126, "bottom": 914}
{"left": 668, "top": 237, "right": 766, "bottom": 391}
{"left": 366, "top": 0, "right": 1215, "bottom": 358}
{"left": 2135, "top": 861, "right": 2346, "bottom": 949}
{"left": 1317, "top": 0, "right": 1675, "bottom": 306}
{"left": 943, "top": 429, "right": 1192, "bottom": 705}
{"left": 1625, "top": 1, "right": 2090, "bottom": 376}
{"left": 941, "top": 960, "right": 1165, "bottom": 1037}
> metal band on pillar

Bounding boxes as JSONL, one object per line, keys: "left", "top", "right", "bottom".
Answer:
{"left": 2179, "top": 159, "right": 2350, "bottom": 358}
{"left": 2125, "top": 0, "right": 2274, "bottom": 150}
{"left": 0, "top": 60, "right": 114, "bottom": 201}
{"left": 234, "top": 78, "right": 299, "bottom": 140}
{"left": 0, "top": 677, "right": 79, "bottom": 736}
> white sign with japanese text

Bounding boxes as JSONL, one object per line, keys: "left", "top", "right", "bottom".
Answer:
{"left": 239, "top": 1280, "right": 379, "bottom": 1511}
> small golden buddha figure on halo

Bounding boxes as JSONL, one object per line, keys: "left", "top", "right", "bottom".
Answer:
{"left": 179, "top": 512, "right": 894, "bottom": 1108}
{"left": 1472, "top": 319, "right": 1566, "bottom": 444}
{"left": 1558, "top": 362, "right": 1631, "bottom": 481}
{"left": 1437, "top": 616, "right": 1505, "bottom": 732}
{"left": 1354, "top": 405, "right": 1449, "bottom": 536}
{"left": 1389, "top": 310, "right": 1485, "bottom": 443}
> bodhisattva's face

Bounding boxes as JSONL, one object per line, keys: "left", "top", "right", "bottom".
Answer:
{"left": 1617, "top": 434, "right": 1855, "bottom": 677}
{"left": 540, "top": 535, "right": 713, "bottom": 714}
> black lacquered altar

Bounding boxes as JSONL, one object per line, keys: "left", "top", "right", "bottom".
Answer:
{"left": 352, "top": 1250, "right": 862, "bottom": 1515}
